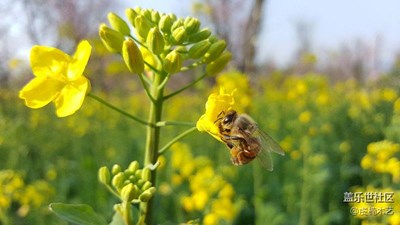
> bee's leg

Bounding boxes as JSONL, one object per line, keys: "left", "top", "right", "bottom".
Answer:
{"left": 230, "top": 146, "right": 242, "bottom": 165}
{"left": 222, "top": 135, "right": 245, "bottom": 141}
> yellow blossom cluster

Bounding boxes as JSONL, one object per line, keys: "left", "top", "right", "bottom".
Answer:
{"left": 0, "top": 170, "right": 54, "bottom": 217}
{"left": 169, "top": 143, "right": 239, "bottom": 225}
{"left": 361, "top": 140, "right": 400, "bottom": 183}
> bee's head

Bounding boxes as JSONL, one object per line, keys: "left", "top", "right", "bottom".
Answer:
{"left": 215, "top": 110, "right": 237, "bottom": 132}
{"left": 222, "top": 110, "right": 237, "bottom": 125}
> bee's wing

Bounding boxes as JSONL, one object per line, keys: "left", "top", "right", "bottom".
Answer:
{"left": 254, "top": 129, "right": 285, "bottom": 171}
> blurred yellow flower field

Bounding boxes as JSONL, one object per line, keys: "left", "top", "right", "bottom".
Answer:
{"left": 1, "top": 71, "right": 400, "bottom": 224}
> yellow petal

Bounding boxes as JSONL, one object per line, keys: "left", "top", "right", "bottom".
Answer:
{"left": 30, "top": 45, "right": 70, "bottom": 77}
{"left": 19, "top": 76, "right": 64, "bottom": 108}
{"left": 54, "top": 76, "right": 89, "bottom": 117}
{"left": 68, "top": 40, "right": 92, "bottom": 80}
{"left": 196, "top": 89, "right": 235, "bottom": 142}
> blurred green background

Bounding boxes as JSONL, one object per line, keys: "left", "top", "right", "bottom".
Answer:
{"left": 1, "top": 1, "right": 400, "bottom": 225}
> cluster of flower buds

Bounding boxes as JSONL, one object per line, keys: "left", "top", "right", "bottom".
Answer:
{"left": 98, "top": 161, "right": 156, "bottom": 203}
{"left": 99, "top": 7, "right": 231, "bottom": 76}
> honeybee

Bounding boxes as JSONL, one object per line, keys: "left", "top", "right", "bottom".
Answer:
{"left": 215, "top": 110, "right": 284, "bottom": 171}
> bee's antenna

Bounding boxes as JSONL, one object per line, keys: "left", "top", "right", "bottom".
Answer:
{"left": 214, "top": 111, "right": 225, "bottom": 124}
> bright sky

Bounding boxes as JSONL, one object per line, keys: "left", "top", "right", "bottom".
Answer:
{"left": 122, "top": 0, "right": 400, "bottom": 69}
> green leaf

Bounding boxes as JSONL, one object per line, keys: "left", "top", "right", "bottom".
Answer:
{"left": 49, "top": 203, "right": 108, "bottom": 225}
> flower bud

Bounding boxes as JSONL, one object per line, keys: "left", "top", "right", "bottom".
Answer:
{"left": 159, "top": 14, "right": 174, "bottom": 33}
{"left": 139, "top": 188, "right": 155, "bottom": 202}
{"left": 188, "top": 40, "right": 211, "bottom": 59}
{"left": 141, "top": 168, "right": 151, "bottom": 181}
{"left": 98, "top": 166, "right": 111, "bottom": 185}
{"left": 164, "top": 50, "right": 182, "bottom": 74}
{"left": 99, "top": 24, "right": 125, "bottom": 53}
{"left": 121, "top": 183, "right": 137, "bottom": 202}
{"left": 134, "top": 15, "right": 152, "bottom": 40}
{"left": 174, "top": 46, "right": 187, "bottom": 54}
{"left": 147, "top": 27, "right": 165, "bottom": 55}
{"left": 151, "top": 11, "right": 161, "bottom": 23}
{"left": 141, "top": 9, "right": 152, "bottom": 21}
{"left": 171, "top": 19, "right": 184, "bottom": 31}
{"left": 203, "top": 40, "right": 227, "bottom": 63}
{"left": 125, "top": 8, "right": 138, "bottom": 27}
{"left": 171, "top": 27, "right": 187, "bottom": 45}
{"left": 122, "top": 39, "right": 144, "bottom": 74}
{"left": 141, "top": 181, "right": 152, "bottom": 191}
{"left": 108, "top": 12, "right": 130, "bottom": 36}
{"left": 184, "top": 17, "right": 200, "bottom": 34}
{"left": 112, "top": 172, "right": 125, "bottom": 190}
{"left": 206, "top": 51, "right": 232, "bottom": 75}
{"left": 135, "top": 169, "right": 142, "bottom": 178}
{"left": 112, "top": 164, "right": 122, "bottom": 175}
{"left": 188, "top": 28, "right": 211, "bottom": 43}
{"left": 127, "top": 161, "right": 139, "bottom": 173}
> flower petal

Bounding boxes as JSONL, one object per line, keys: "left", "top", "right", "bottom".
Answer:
{"left": 54, "top": 76, "right": 89, "bottom": 117}
{"left": 19, "top": 76, "right": 64, "bottom": 109}
{"left": 196, "top": 89, "right": 235, "bottom": 142}
{"left": 30, "top": 45, "right": 70, "bottom": 77}
{"left": 67, "top": 40, "right": 92, "bottom": 80}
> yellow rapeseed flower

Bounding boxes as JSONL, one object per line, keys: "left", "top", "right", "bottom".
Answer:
{"left": 298, "top": 111, "right": 312, "bottom": 124}
{"left": 196, "top": 88, "right": 235, "bottom": 142}
{"left": 19, "top": 40, "right": 92, "bottom": 117}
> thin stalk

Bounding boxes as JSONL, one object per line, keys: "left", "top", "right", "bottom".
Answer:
{"left": 158, "top": 127, "right": 197, "bottom": 155}
{"left": 138, "top": 73, "right": 156, "bottom": 103}
{"left": 87, "top": 93, "right": 153, "bottom": 127}
{"left": 164, "top": 73, "right": 207, "bottom": 100}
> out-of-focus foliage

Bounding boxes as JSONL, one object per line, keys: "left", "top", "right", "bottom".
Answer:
{"left": 1, "top": 70, "right": 399, "bottom": 224}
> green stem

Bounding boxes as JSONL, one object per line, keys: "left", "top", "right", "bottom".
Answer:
{"left": 164, "top": 73, "right": 207, "bottom": 100}
{"left": 87, "top": 93, "right": 153, "bottom": 127}
{"left": 158, "top": 127, "right": 197, "bottom": 155}
{"left": 141, "top": 72, "right": 166, "bottom": 225}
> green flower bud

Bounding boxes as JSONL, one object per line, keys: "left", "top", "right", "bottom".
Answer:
{"left": 171, "top": 27, "right": 186, "bottom": 45}
{"left": 208, "top": 35, "right": 219, "bottom": 43}
{"left": 139, "top": 189, "right": 155, "bottom": 202}
{"left": 188, "top": 28, "right": 211, "bottom": 42}
{"left": 174, "top": 46, "right": 188, "bottom": 54}
{"left": 151, "top": 11, "right": 161, "bottom": 23}
{"left": 188, "top": 40, "right": 211, "bottom": 59}
{"left": 141, "top": 168, "right": 151, "bottom": 181}
{"left": 107, "top": 12, "right": 130, "bottom": 36}
{"left": 112, "top": 164, "right": 122, "bottom": 175}
{"left": 127, "top": 161, "right": 139, "bottom": 173}
{"left": 159, "top": 14, "right": 174, "bottom": 33}
{"left": 137, "top": 179, "right": 145, "bottom": 188}
{"left": 171, "top": 19, "right": 184, "bottom": 31}
{"left": 141, "top": 9, "right": 152, "bottom": 21}
{"left": 98, "top": 166, "right": 111, "bottom": 185}
{"left": 121, "top": 183, "right": 137, "bottom": 202}
{"left": 141, "top": 181, "right": 152, "bottom": 191}
{"left": 112, "top": 172, "right": 125, "bottom": 190}
{"left": 135, "top": 169, "right": 142, "bottom": 178}
{"left": 126, "top": 8, "right": 139, "bottom": 27}
{"left": 134, "top": 15, "right": 152, "bottom": 40}
{"left": 206, "top": 51, "right": 232, "bottom": 75}
{"left": 164, "top": 50, "right": 183, "bottom": 74}
{"left": 203, "top": 40, "right": 227, "bottom": 63}
{"left": 147, "top": 27, "right": 165, "bottom": 55}
{"left": 184, "top": 17, "right": 200, "bottom": 34}
{"left": 122, "top": 39, "right": 144, "bottom": 74}
{"left": 99, "top": 24, "right": 125, "bottom": 53}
